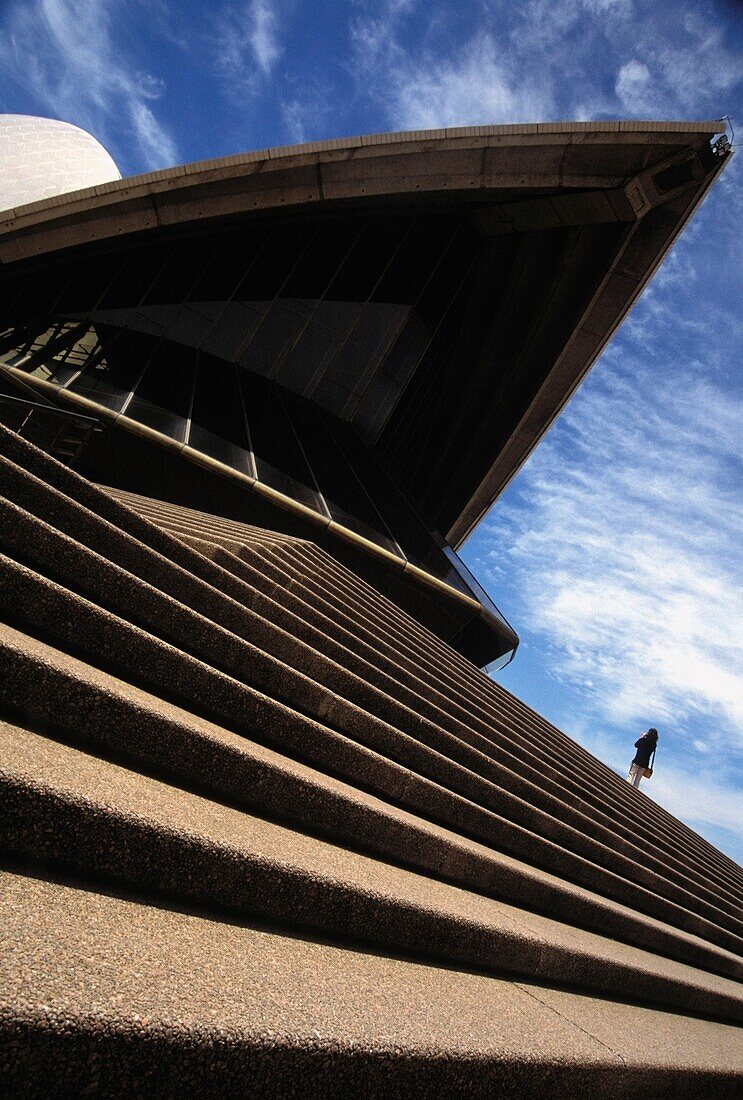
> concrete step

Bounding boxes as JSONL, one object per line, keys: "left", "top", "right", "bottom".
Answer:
{"left": 4, "top": 869, "right": 742, "bottom": 1098}
{"left": 146, "top": 509, "right": 738, "bottom": 883}
{"left": 3, "top": 623, "right": 739, "bottom": 986}
{"left": 0, "top": 455, "right": 708, "bottom": 893}
{"left": 2, "top": 429, "right": 739, "bottom": 902}
{"left": 2, "top": 470, "right": 733, "bottom": 919}
{"left": 4, "top": 451, "right": 739, "bottom": 906}
{"left": 240, "top": 536, "right": 743, "bottom": 888}
{"left": 2, "top": 431, "right": 739, "bottom": 919}
{"left": 2, "top": 552, "right": 742, "bottom": 961}
{"left": 3, "top": 425, "right": 743, "bottom": 1091}
{"left": 86, "top": 495, "right": 743, "bottom": 906}
{"left": 3, "top": 720, "right": 742, "bottom": 1023}
{"left": 91, "top": 492, "right": 738, "bottom": 866}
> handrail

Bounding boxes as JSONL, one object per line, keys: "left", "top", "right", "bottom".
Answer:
{"left": 0, "top": 361, "right": 102, "bottom": 427}
{"left": 0, "top": 389, "right": 102, "bottom": 427}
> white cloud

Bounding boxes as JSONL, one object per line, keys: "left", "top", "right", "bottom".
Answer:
{"left": 129, "top": 101, "right": 178, "bottom": 169}
{"left": 250, "top": 0, "right": 282, "bottom": 73}
{"left": 615, "top": 59, "right": 655, "bottom": 113}
{"left": 480, "top": 352, "right": 743, "bottom": 748}
{"left": 0, "top": 0, "right": 178, "bottom": 171}
{"left": 214, "top": 0, "right": 283, "bottom": 98}
{"left": 349, "top": 0, "right": 740, "bottom": 133}
{"left": 583, "top": 0, "right": 633, "bottom": 12}
{"left": 473, "top": 307, "right": 743, "bottom": 854}
{"left": 611, "top": 7, "right": 741, "bottom": 118}
{"left": 351, "top": 12, "right": 554, "bottom": 130}
{"left": 392, "top": 33, "right": 554, "bottom": 130}
{"left": 656, "top": 11, "right": 741, "bottom": 109}
{"left": 651, "top": 764, "right": 743, "bottom": 838}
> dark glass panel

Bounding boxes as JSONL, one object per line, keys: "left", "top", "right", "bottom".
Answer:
{"left": 1, "top": 321, "right": 61, "bottom": 371}
{"left": 188, "top": 225, "right": 269, "bottom": 302}
{"left": 324, "top": 413, "right": 454, "bottom": 576}
{"left": 69, "top": 327, "right": 150, "bottom": 411}
{"left": 323, "top": 301, "right": 410, "bottom": 398}
{"left": 125, "top": 340, "right": 196, "bottom": 441}
{"left": 0, "top": 325, "right": 23, "bottom": 358}
{"left": 0, "top": 272, "right": 28, "bottom": 327}
{"left": 372, "top": 216, "right": 459, "bottom": 304}
{"left": 188, "top": 354, "right": 252, "bottom": 474}
{"left": 95, "top": 243, "right": 174, "bottom": 310}
{"left": 353, "top": 227, "right": 480, "bottom": 438}
{"left": 139, "top": 238, "right": 217, "bottom": 307}
{"left": 283, "top": 389, "right": 399, "bottom": 553}
{"left": 6, "top": 321, "right": 92, "bottom": 387}
{"left": 238, "top": 298, "right": 310, "bottom": 375}
{"left": 5, "top": 267, "right": 72, "bottom": 326}
{"left": 239, "top": 369, "right": 322, "bottom": 510}
{"left": 54, "top": 251, "right": 127, "bottom": 314}
{"left": 201, "top": 300, "right": 268, "bottom": 363}
{"left": 281, "top": 220, "right": 363, "bottom": 299}
{"left": 235, "top": 222, "right": 316, "bottom": 302}
{"left": 126, "top": 300, "right": 218, "bottom": 350}
{"left": 46, "top": 324, "right": 106, "bottom": 386}
{"left": 414, "top": 224, "right": 480, "bottom": 329}
{"left": 367, "top": 314, "right": 428, "bottom": 391}
{"left": 257, "top": 221, "right": 369, "bottom": 391}
{"left": 276, "top": 299, "right": 360, "bottom": 395}
{"left": 325, "top": 218, "right": 412, "bottom": 302}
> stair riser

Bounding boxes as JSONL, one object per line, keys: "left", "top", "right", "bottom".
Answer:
{"left": 3, "top": 636, "right": 737, "bottom": 983}
{"left": 2, "top": 428, "right": 732, "bottom": 890}
{"left": 1, "top": 426, "right": 739, "bottom": 892}
{"left": 4, "top": 466, "right": 610, "bottom": 825}
{"left": 5, "top": 477, "right": 723, "bottom": 914}
{"left": 206, "top": 542, "right": 743, "bottom": 904}
{"left": 3, "top": 774, "right": 739, "bottom": 1025}
{"left": 10, "top": 1014, "right": 740, "bottom": 1099}
{"left": 3, "top": 501, "right": 738, "bottom": 930}
{"left": 235, "top": 531, "right": 726, "bottom": 865}
{"left": 3, "top": 560, "right": 741, "bottom": 959}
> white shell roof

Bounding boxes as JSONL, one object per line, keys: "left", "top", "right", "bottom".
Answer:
{"left": 0, "top": 114, "right": 120, "bottom": 214}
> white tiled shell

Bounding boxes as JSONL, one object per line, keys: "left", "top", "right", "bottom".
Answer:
{"left": 0, "top": 114, "right": 120, "bottom": 213}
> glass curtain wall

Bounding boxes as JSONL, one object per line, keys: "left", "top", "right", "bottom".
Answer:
{"left": 0, "top": 210, "right": 484, "bottom": 585}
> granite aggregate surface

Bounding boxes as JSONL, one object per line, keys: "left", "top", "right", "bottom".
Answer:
{"left": 2, "top": 718, "right": 742, "bottom": 1022}
{"left": 3, "top": 870, "right": 742, "bottom": 1097}
{"left": 3, "top": 620, "right": 738, "bottom": 990}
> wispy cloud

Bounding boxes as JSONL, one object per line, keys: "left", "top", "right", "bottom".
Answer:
{"left": 0, "top": 0, "right": 179, "bottom": 172}
{"left": 383, "top": 31, "right": 554, "bottom": 130}
{"left": 615, "top": 60, "right": 657, "bottom": 114}
{"left": 349, "top": 0, "right": 740, "bottom": 131}
{"left": 350, "top": 4, "right": 554, "bottom": 129}
{"left": 213, "top": 0, "right": 283, "bottom": 99}
{"left": 469, "top": 238, "right": 743, "bottom": 853}
{"left": 481, "top": 351, "right": 743, "bottom": 739}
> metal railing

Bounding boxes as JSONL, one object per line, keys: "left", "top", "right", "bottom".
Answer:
{"left": 0, "top": 383, "right": 103, "bottom": 467}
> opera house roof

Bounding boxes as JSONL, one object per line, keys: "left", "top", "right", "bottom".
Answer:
{"left": 0, "top": 118, "right": 728, "bottom": 551}
{"left": 0, "top": 114, "right": 120, "bottom": 214}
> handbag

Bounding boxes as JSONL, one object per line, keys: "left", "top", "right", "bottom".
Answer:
{"left": 644, "top": 746, "right": 657, "bottom": 780}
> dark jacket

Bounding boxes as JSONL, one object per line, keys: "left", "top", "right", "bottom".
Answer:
{"left": 633, "top": 733, "right": 657, "bottom": 768}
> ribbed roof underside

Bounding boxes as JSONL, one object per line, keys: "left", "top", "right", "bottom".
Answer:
{"left": 0, "top": 122, "right": 730, "bottom": 546}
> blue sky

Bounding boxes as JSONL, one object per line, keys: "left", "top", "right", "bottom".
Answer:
{"left": 1, "top": 0, "right": 741, "bottom": 862}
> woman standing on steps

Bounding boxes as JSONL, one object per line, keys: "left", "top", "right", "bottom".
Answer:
{"left": 627, "top": 727, "right": 658, "bottom": 788}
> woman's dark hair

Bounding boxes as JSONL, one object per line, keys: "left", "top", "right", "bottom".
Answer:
{"left": 648, "top": 728, "right": 658, "bottom": 737}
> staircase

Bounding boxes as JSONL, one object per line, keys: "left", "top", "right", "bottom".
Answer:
{"left": 1, "top": 421, "right": 742, "bottom": 1097}
{"left": 0, "top": 391, "right": 100, "bottom": 466}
